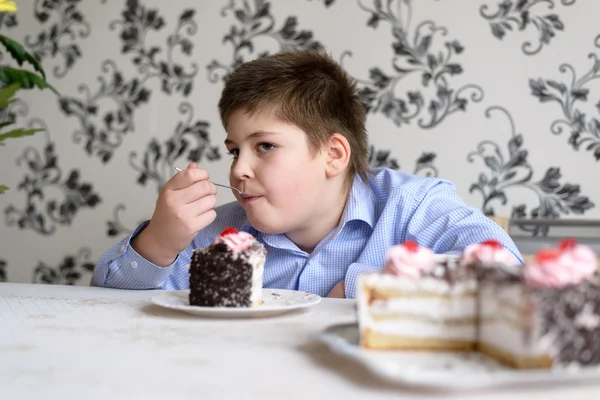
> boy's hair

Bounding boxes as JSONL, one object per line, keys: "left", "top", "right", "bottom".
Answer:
{"left": 218, "top": 49, "right": 369, "bottom": 184}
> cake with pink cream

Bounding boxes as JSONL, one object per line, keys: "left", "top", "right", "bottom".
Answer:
{"left": 476, "top": 239, "right": 600, "bottom": 369}
{"left": 357, "top": 238, "right": 600, "bottom": 369}
{"left": 356, "top": 241, "right": 481, "bottom": 351}
{"left": 189, "top": 227, "right": 266, "bottom": 307}
{"left": 461, "top": 239, "right": 521, "bottom": 270}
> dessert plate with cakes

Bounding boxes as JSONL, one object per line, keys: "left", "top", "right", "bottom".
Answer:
{"left": 151, "top": 227, "right": 321, "bottom": 318}
{"left": 318, "top": 239, "right": 600, "bottom": 390}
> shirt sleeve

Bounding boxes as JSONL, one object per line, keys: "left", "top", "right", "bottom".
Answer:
{"left": 90, "top": 221, "right": 191, "bottom": 290}
{"left": 406, "top": 180, "right": 524, "bottom": 264}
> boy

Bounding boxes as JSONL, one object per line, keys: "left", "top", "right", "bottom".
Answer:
{"left": 91, "top": 50, "right": 522, "bottom": 298}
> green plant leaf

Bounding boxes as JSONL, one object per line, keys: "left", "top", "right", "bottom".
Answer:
{"left": 0, "top": 67, "right": 58, "bottom": 95}
{"left": 0, "top": 34, "right": 46, "bottom": 80}
{"left": 0, "top": 120, "right": 14, "bottom": 129}
{"left": 0, "top": 185, "right": 8, "bottom": 195}
{"left": 0, "top": 127, "right": 43, "bottom": 145}
{"left": 0, "top": 82, "right": 19, "bottom": 107}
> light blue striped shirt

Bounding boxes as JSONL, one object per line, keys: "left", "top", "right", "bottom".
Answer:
{"left": 91, "top": 168, "right": 522, "bottom": 298}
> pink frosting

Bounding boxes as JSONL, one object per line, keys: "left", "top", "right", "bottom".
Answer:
{"left": 525, "top": 240, "right": 597, "bottom": 288}
{"left": 215, "top": 231, "right": 256, "bottom": 253}
{"left": 461, "top": 240, "right": 519, "bottom": 267}
{"left": 385, "top": 241, "right": 436, "bottom": 278}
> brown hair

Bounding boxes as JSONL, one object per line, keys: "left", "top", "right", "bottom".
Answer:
{"left": 218, "top": 49, "right": 369, "bottom": 185}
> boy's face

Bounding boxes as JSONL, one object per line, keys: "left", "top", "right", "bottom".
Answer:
{"left": 224, "top": 108, "right": 329, "bottom": 236}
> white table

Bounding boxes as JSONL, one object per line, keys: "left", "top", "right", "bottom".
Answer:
{"left": 1, "top": 283, "right": 599, "bottom": 400}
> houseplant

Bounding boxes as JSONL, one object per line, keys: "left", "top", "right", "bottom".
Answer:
{"left": 0, "top": 0, "right": 58, "bottom": 194}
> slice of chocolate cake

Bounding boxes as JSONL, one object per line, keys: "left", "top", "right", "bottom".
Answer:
{"left": 477, "top": 239, "right": 600, "bottom": 369}
{"left": 189, "top": 227, "right": 266, "bottom": 307}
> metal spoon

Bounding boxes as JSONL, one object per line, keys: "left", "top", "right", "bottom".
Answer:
{"left": 174, "top": 167, "right": 248, "bottom": 199}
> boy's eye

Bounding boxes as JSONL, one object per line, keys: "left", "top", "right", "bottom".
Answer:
{"left": 257, "top": 143, "right": 274, "bottom": 153}
{"left": 227, "top": 148, "right": 239, "bottom": 158}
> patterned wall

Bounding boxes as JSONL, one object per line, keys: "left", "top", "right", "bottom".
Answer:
{"left": 0, "top": 0, "right": 598, "bottom": 285}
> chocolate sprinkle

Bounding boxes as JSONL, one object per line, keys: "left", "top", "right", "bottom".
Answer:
{"left": 422, "top": 257, "right": 475, "bottom": 285}
{"left": 189, "top": 242, "right": 256, "bottom": 307}
{"left": 531, "top": 278, "right": 600, "bottom": 366}
{"left": 473, "top": 262, "right": 522, "bottom": 284}
{"left": 418, "top": 255, "right": 600, "bottom": 367}
{"left": 477, "top": 262, "right": 600, "bottom": 367}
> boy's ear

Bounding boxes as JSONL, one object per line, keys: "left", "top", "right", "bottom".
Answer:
{"left": 324, "top": 133, "right": 351, "bottom": 178}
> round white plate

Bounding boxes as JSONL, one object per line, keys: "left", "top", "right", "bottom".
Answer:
{"left": 317, "top": 323, "right": 600, "bottom": 391}
{"left": 150, "top": 288, "right": 322, "bottom": 318}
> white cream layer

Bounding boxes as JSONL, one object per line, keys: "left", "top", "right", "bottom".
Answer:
{"left": 489, "top": 283, "right": 524, "bottom": 310}
{"left": 479, "top": 320, "right": 548, "bottom": 358}
{"left": 360, "top": 272, "right": 477, "bottom": 295}
{"left": 357, "top": 273, "right": 477, "bottom": 341}
{"left": 369, "top": 297, "right": 476, "bottom": 320}
{"left": 365, "top": 319, "right": 476, "bottom": 340}
{"left": 478, "top": 285, "right": 548, "bottom": 358}
{"left": 247, "top": 251, "right": 265, "bottom": 306}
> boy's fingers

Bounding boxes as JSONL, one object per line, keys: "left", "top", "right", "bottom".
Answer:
{"left": 180, "top": 180, "right": 217, "bottom": 204}
{"left": 168, "top": 167, "right": 209, "bottom": 190}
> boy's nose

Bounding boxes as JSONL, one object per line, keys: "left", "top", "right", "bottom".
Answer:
{"left": 230, "top": 154, "right": 254, "bottom": 181}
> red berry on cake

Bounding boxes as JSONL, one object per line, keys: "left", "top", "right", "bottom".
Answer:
{"left": 384, "top": 241, "right": 436, "bottom": 278}
{"left": 403, "top": 240, "right": 419, "bottom": 253}
{"left": 219, "top": 227, "right": 238, "bottom": 237}
{"left": 526, "top": 239, "right": 597, "bottom": 288}
{"left": 481, "top": 240, "right": 502, "bottom": 249}
{"left": 558, "top": 238, "right": 577, "bottom": 250}
{"left": 535, "top": 248, "right": 560, "bottom": 262}
{"left": 461, "top": 239, "right": 519, "bottom": 267}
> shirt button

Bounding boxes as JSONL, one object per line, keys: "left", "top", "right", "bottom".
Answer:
{"left": 120, "top": 244, "right": 126, "bottom": 252}
{"left": 130, "top": 261, "right": 138, "bottom": 269}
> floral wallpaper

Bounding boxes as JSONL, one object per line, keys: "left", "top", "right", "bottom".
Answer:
{"left": 0, "top": 0, "right": 597, "bottom": 285}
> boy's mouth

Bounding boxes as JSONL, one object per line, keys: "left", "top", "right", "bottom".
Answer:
{"left": 242, "top": 195, "right": 261, "bottom": 202}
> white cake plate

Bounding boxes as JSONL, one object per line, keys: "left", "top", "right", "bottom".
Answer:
{"left": 316, "top": 323, "right": 600, "bottom": 391}
{"left": 151, "top": 288, "right": 321, "bottom": 318}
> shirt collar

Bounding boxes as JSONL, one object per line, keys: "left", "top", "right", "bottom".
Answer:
{"left": 338, "top": 173, "right": 375, "bottom": 229}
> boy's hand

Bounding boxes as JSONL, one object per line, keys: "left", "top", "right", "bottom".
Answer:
{"left": 132, "top": 163, "right": 217, "bottom": 266}
{"left": 327, "top": 280, "right": 345, "bottom": 298}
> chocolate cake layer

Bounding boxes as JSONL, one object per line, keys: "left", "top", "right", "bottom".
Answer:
{"left": 423, "top": 258, "right": 475, "bottom": 285}
{"left": 477, "top": 263, "right": 600, "bottom": 367}
{"left": 189, "top": 243, "right": 253, "bottom": 307}
{"left": 530, "top": 278, "right": 600, "bottom": 366}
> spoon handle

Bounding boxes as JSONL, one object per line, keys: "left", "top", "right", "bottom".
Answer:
{"left": 174, "top": 167, "right": 243, "bottom": 196}
{"left": 210, "top": 181, "right": 239, "bottom": 192}
{"left": 212, "top": 182, "right": 242, "bottom": 194}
